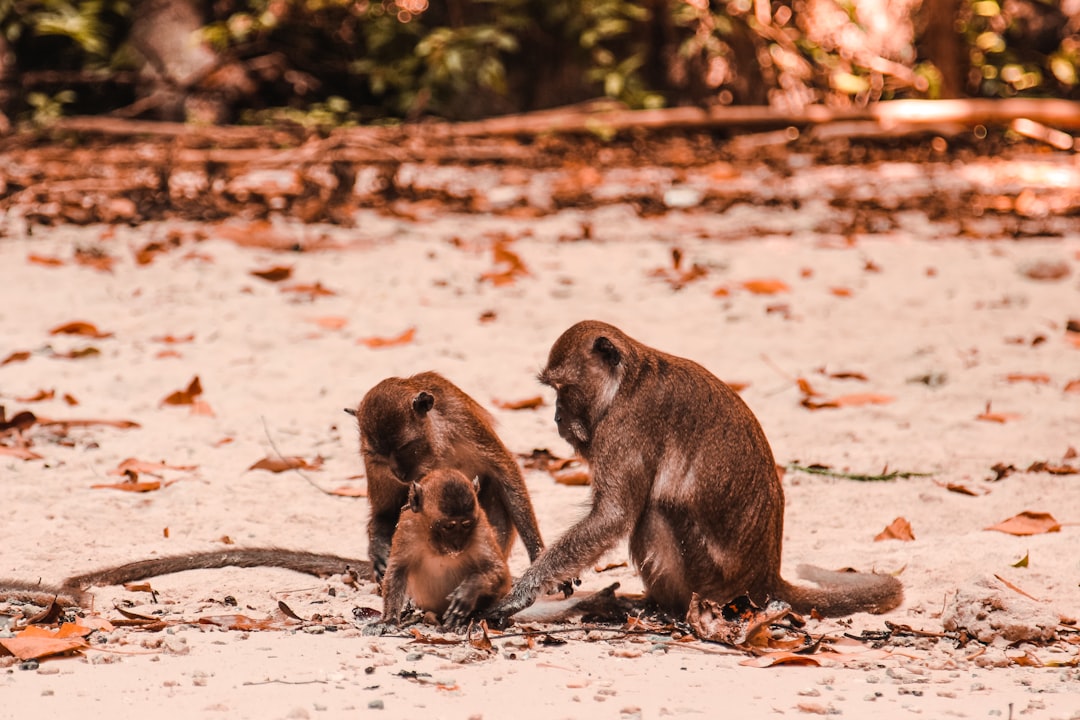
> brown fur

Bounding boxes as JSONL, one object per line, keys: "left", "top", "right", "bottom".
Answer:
{"left": 1, "top": 549, "right": 372, "bottom": 609}
{"left": 487, "top": 320, "right": 902, "bottom": 623}
{"left": 380, "top": 469, "right": 511, "bottom": 626}
{"left": 351, "top": 372, "right": 543, "bottom": 580}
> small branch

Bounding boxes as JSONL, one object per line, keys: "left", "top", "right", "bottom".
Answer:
{"left": 259, "top": 416, "right": 336, "bottom": 497}
{"left": 785, "top": 463, "right": 932, "bottom": 482}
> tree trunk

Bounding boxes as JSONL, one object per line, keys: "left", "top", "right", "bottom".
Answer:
{"left": 920, "top": 0, "right": 966, "bottom": 98}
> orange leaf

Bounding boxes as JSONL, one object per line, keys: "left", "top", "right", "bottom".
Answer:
{"left": 552, "top": 468, "right": 590, "bottom": 486}
{"left": 1064, "top": 379, "right": 1080, "bottom": 394}
{"left": 48, "top": 321, "right": 113, "bottom": 339}
{"left": 328, "top": 485, "right": 368, "bottom": 497}
{"left": 91, "top": 480, "right": 165, "bottom": 493}
{"left": 248, "top": 456, "right": 324, "bottom": 473}
{"left": 797, "top": 378, "right": 822, "bottom": 396}
{"left": 831, "top": 393, "right": 895, "bottom": 407}
{"left": 986, "top": 511, "right": 1061, "bottom": 536}
{"left": 1, "top": 350, "right": 31, "bottom": 365}
{"left": 358, "top": 327, "right": 416, "bottom": 349}
{"left": 197, "top": 614, "right": 297, "bottom": 631}
{"left": 0, "top": 624, "right": 91, "bottom": 660}
{"left": 28, "top": 253, "right": 65, "bottom": 267}
{"left": 190, "top": 400, "right": 215, "bottom": 417}
{"left": 281, "top": 282, "right": 336, "bottom": 298}
{"left": 976, "top": 402, "right": 1021, "bottom": 423}
{"left": 493, "top": 396, "right": 544, "bottom": 411}
{"left": 479, "top": 239, "right": 529, "bottom": 286}
{"left": 874, "top": 517, "right": 915, "bottom": 542}
{"left": 741, "top": 279, "right": 790, "bottom": 295}
{"left": 250, "top": 265, "right": 293, "bottom": 282}
{"left": 37, "top": 417, "right": 140, "bottom": 429}
{"left": 16, "top": 389, "right": 55, "bottom": 403}
{"left": 1005, "top": 373, "right": 1051, "bottom": 384}
{"left": 0, "top": 446, "right": 43, "bottom": 461}
{"left": 739, "top": 652, "right": 821, "bottom": 668}
{"left": 151, "top": 333, "right": 195, "bottom": 344}
{"left": 109, "top": 458, "right": 197, "bottom": 477}
{"left": 308, "top": 316, "right": 348, "bottom": 330}
{"left": 73, "top": 248, "right": 115, "bottom": 272}
{"left": 162, "top": 376, "right": 203, "bottom": 405}
{"left": 829, "top": 287, "right": 854, "bottom": 298}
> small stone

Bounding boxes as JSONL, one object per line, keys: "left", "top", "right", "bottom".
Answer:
{"left": 368, "top": 700, "right": 384, "bottom": 710}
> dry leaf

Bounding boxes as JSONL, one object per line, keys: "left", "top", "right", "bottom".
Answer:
{"left": 1021, "top": 260, "right": 1070, "bottom": 281}
{"left": 976, "top": 402, "right": 1022, "bottom": 424}
{"left": 802, "top": 393, "right": 894, "bottom": 410}
{"left": 49, "top": 321, "right": 113, "bottom": 338}
{"left": 308, "top": 316, "right": 348, "bottom": 330}
{"left": 50, "top": 346, "right": 101, "bottom": 360}
{"left": 37, "top": 417, "right": 140, "bottom": 429}
{"left": 829, "top": 287, "right": 854, "bottom": 297}
{"left": 251, "top": 265, "right": 293, "bottom": 282}
{"left": 73, "top": 247, "right": 116, "bottom": 272}
{"left": 552, "top": 468, "right": 591, "bottom": 485}
{"left": 248, "top": 456, "right": 324, "bottom": 473}
{"left": 197, "top": 613, "right": 298, "bottom": 631}
{"left": 152, "top": 333, "right": 195, "bottom": 344}
{"left": 328, "top": 485, "right": 368, "bottom": 497}
{"left": 108, "top": 458, "right": 197, "bottom": 477}
{"left": 0, "top": 446, "right": 44, "bottom": 461}
{"left": 1026, "top": 461, "right": 1078, "bottom": 476}
{"left": 934, "top": 480, "right": 986, "bottom": 496}
{"left": 281, "top": 282, "right": 336, "bottom": 298}
{"left": 994, "top": 574, "right": 1040, "bottom": 601}
{"left": 1005, "top": 373, "right": 1051, "bottom": 384}
{"left": 740, "top": 653, "right": 821, "bottom": 668}
{"left": 986, "top": 511, "right": 1061, "bottom": 536}
{"left": 16, "top": 389, "right": 55, "bottom": 403}
{"left": 162, "top": 376, "right": 203, "bottom": 406}
{"left": 741, "top": 278, "right": 790, "bottom": 295}
{"left": 91, "top": 480, "right": 166, "bottom": 493}
{"left": 1064, "top": 379, "right": 1080, "bottom": 394}
{"left": 28, "top": 253, "right": 64, "bottom": 267}
{"left": 0, "top": 623, "right": 92, "bottom": 660}
{"left": 479, "top": 237, "right": 530, "bottom": 286}
{"left": 796, "top": 378, "right": 822, "bottom": 397}
{"left": 2, "top": 350, "right": 31, "bottom": 365}
{"left": 493, "top": 396, "right": 544, "bottom": 411}
{"left": 874, "top": 517, "right": 915, "bottom": 542}
{"left": 358, "top": 327, "right": 416, "bottom": 349}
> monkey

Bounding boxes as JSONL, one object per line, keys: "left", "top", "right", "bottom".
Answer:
{"left": 0, "top": 549, "right": 373, "bottom": 609}
{"left": 347, "top": 372, "right": 544, "bottom": 582}
{"left": 485, "top": 320, "right": 903, "bottom": 625}
{"left": 380, "top": 468, "right": 511, "bottom": 627}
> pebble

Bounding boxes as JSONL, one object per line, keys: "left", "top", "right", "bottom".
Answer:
{"left": 368, "top": 700, "right": 384, "bottom": 710}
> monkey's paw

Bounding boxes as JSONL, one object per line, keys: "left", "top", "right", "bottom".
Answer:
{"left": 360, "top": 621, "right": 396, "bottom": 637}
{"left": 442, "top": 589, "right": 478, "bottom": 629}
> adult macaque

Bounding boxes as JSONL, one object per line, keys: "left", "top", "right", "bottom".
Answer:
{"left": 380, "top": 469, "right": 510, "bottom": 627}
{"left": 487, "top": 320, "right": 902, "bottom": 624}
{"left": 349, "top": 372, "right": 544, "bottom": 581}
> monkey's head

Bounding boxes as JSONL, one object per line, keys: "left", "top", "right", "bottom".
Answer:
{"left": 354, "top": 377, "right": 438, "bottom": 483}
{"left": 409, "top": 469, "right": 481, "bottom": 555}
{"left": 539, "top": 320, "right": 631, "bottom": 452}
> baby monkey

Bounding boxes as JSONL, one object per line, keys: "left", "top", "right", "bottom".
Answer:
{"left": 380, "top": 468, "right": 510, "bottom": 627}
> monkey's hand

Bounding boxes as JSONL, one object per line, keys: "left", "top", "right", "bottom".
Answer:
{"left": 554, "top": 577, "right": 581, "bottom": 598}
{"left": 442, "top": 585, "right": 480, "bottom": 629}
{"left": 482, "top": 577, "right": 541, "bottom": 629}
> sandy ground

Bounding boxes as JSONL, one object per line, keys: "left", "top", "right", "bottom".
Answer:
{"left": 1, "top": 192, "right": 1079, "bottom": 719}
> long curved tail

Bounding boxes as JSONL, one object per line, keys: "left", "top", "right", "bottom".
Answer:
{"left": 63, "top": 548, "right": 373, "bottom": 592}
{"left": 779, "top": 564, "right": 903, "bottom": 616}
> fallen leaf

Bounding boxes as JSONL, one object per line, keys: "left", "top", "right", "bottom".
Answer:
{"left": 0, "top": 410, "right": 38, "bottom": 432}
{"left": 1064, "top": 379, "right": 1080, "bottom": 394}
{"left": 108, "top": 458, "right": 197, "bottom": 477}
{"left": 0, "top": 446, "right": 44, "bottom": 460}
{"left": 90, "top": 480, "right": 165, "bottom": 493}
{"left": 28, "top": 253, "right": 64, "bottom": 267}
{"left": 802, "top": 393, "right": 894, "bottom": 410}
{"left": 976, "top": 402, "right": 1022, "bottom": 424}
{"left": 816, "top": 368, "right": 868, "bottom": 381}
{"left": 358, "top": 327, "right": 416, "bottom": 349}
{"left": 73, "top": 247, "right": 116, "bottom": 272}
{"left": 741, "top": 278, "right": 790, "bottom": 295}
{"left": 250, "top": 265, "right": 293, "bottom": 282}
{"left": 993, "top": 574, "right": 1040, "bottom": 601}
{"left": 15, "top": 389, "right": 55, "bottom": 403}
{"left": 1, "top": 350, "right": 31, "bottom": 365}
{"left": 934, "top": 480, "right": 986, "bottom": 496}
{"left": 308, "top": 316, "right": 348, "bottom": 330}
{"left": 248, "top": 456, "right": 324, "bottom": 473}
{"left": 281, "top": 282, "right": 336, "bottom": 298}
{"left": 0, "top": 623, "right": 92, "bottom": 660}
{"left": 48, "top": 321, "right": 112, "bottom": 339}
{"left": 162, "top": 376, "right": 203, "bottom": 405}
{"left": 796, "top": 378, "right": 822, "bottom": 397}
{"left": 197, "top": 613, "right": 298, "bottom": 631}
{"left": 479, "top": 236, "right": 529, "bottom": 286}
{"left": 37, "top": 417, "right": 140, "bottom": 429}
{"left": 1021, "top": 259, "right": 1070, "bottom": 281}
{"left": 1004, "top": 373, "right": 1051, "bottom": 384}
{"left": 552, "top": 468, "right": 591, "bottom": 485}
{"left": 1012, "top": 552, "right": 1029, "bottom": 568}
{"left": 829, "top": 286, "right": 854, "bottom": 297}
{"left": 151, "top": 333, "right": 195, "bottom": 344}
{"left": 493, "top": 396, "right": 544, "bottom": 411}
{"left": 62, "top": 393, "right": 79, "bottom": 406}
{"left": 874, "top": 517, "right": 915, "bottom": 542}
{"left": 986, "top": 511, "right": 1061, "bottom": 536}
{"left": 1025, "top": 461, "right": 1078, "bottom": 475}
{"left": 740, "top": 653, "right": 821, "bottom": 668}
{"left": 328, "top": 485, "right": 368, "bottom": 497}
{"left": 50, "top": 346, "right": 101, "bottom": 360}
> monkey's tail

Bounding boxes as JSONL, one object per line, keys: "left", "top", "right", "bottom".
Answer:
{"left": 778, "top": 564, "right": 903, "bottom": 617}
{"left": 63, "top": 549, "right": 374, "bottom": 591}
{"left": 0, "top": 578, "right": 83, "bottom": 608}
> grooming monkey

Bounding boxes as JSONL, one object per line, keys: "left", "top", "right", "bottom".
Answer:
{"left": 486, "top": 320, "right": 903, "bottom": 624}
{"left": 380, "top": 468, "right": 510, "bottom": 626}
{"left": 348, "top": 372, "right": 544, "bottom": 581}
{"left": 0, "top": 549, "right": 372, "bottom": 609}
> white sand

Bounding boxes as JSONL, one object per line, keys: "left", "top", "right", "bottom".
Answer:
{"left": 1, "top": 201, "right": 1078, "bottom": 719}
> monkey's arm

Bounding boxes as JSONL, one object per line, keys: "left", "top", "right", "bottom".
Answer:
{"left": 489, "top": 461, "right": 545, "bottom": 562}
{"left": 442, "top": 544, "right": 511, "bottom": 627}
{"left": 379, "top": 556, "right": 411, "bottom": 624}
{"left": 364, "top": 456, "right": 409, "bottom": 581}
{"left": 486, "top": 495, "right": 631, "bottom": 625}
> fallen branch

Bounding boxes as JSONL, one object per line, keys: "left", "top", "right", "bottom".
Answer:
{"left": 786, "top": 463, "right": 932, "bottom": 482}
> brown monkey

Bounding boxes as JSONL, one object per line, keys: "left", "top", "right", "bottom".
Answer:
{"left": 1, "top": 549, "right": 372, "bottom": 609}
{"left": 348, "top": 372, "right": 544, "bottom": 581}
{"left": 380, "top": 468, "right": 510, "bottom": 626}
{"left": 486, "top": 320, "right": 902, "bottom": 624}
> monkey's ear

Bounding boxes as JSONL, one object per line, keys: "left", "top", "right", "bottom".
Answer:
{"left": 408, "top": 481, "right": 423, "bottom": 513}
{"left": 412, "top": 391, "right": 435, "bottom": 415}
{"left": 592, "top": 336, "right": 621, "bottom": 368}
{"left": 343, "top": 407, "right": 358, "bottom": 417}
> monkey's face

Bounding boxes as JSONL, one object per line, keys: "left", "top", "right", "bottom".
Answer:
{"left": 540, "top": 322, "right": 628, "bottom": 452}
{"left": 359, "top": 385, "right": 438, "bottom": 484}
{"left": 415, "top": 471, "right": 480, "bottom": 555}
